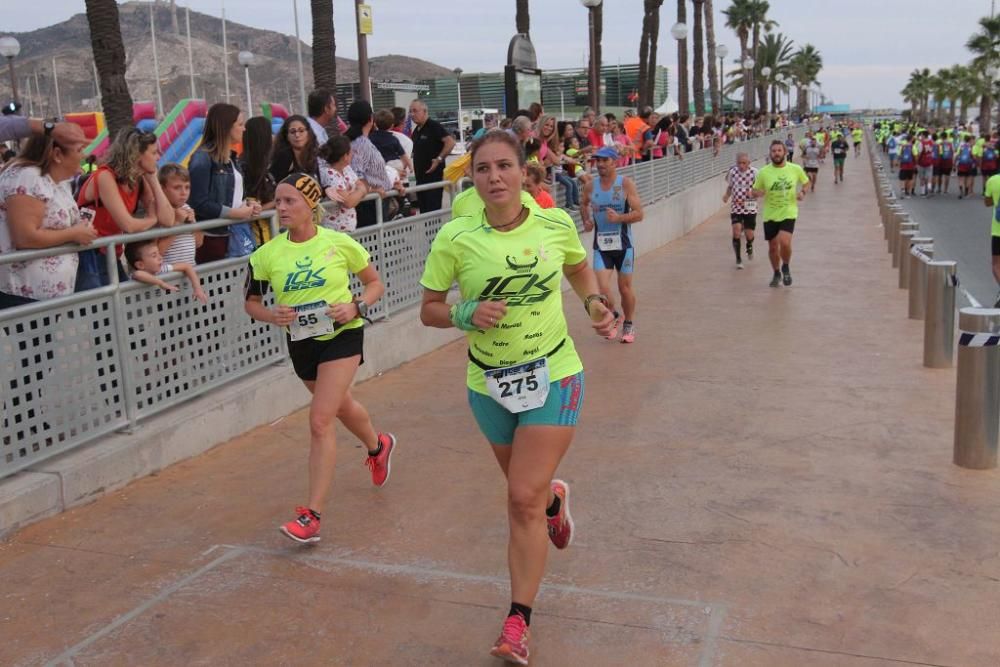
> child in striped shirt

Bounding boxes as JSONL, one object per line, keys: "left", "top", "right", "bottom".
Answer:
{"left": 157, "top": 164, "right": 203, "bottom": 265}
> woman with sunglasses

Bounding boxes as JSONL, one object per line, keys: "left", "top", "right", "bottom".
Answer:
{"left": 189, "top": 103, "right": 262, "bottom": 263}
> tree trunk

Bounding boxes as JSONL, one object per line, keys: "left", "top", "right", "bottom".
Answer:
{"left": 981, "top": 93, "right": 992, "bottom": 135}
{"left": 311, "top": 0, "right": 337, "bottom": 90}
{"left": 676, "top": 0, "right": 689, "bottom": 114}
{"left": 961, "top": 99, "right": 968, "bottom": 124}
{"left": 85, "top": 0, "right": 134, "bottom": 138}
{"left": 740, "top": 33, "right": 750, "bottom": 113}
{"left": 637, "top": 3, "right": 653, "bottom": 109}
{"left": 645, "top": 3, "right": 660, "bottom": 107}
{"left": 705, "top": 0, "right": 718, "bottom": 114}
{"left": 949, "top": 98, "right": 957, "bottom": 125}
{"left": 692, "top": 0, "right": 705, "bottom": 116}
{"left": 515, "top": 0, "right": 530, "bottom": 35}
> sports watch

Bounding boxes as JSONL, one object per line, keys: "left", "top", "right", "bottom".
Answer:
{"left": 43, "top": 121, "right": 56, "bottom": 136}
{"left": 354, "top": 299, "right": 369, "bottom": 319}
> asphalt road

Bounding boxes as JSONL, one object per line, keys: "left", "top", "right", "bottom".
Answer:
{"left": 881, "top": 167, "right": 996, "bottom": 307}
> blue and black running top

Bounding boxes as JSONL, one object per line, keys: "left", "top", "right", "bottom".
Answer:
{"left": 590, "top": 175, "right": 633, "bottom": 250}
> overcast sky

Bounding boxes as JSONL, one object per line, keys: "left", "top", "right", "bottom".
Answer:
{"left": 6, "top": 1, "right": 998, "bottom": 109}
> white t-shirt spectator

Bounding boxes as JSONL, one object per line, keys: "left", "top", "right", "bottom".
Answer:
{"left": 0, "top": 165, "right": 80, "bottom": 300}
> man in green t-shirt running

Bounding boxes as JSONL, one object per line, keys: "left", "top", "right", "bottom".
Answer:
{"left": 983, "top": 173, "right": 1000, "bottom": 306}
{"left": 751, "top": 140, "right": 810, "bottom": 287}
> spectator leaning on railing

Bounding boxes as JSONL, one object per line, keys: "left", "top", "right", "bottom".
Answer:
{"left": 318, "top": 134, "right": 367, "bottom": 233}
{"left": 75, "top": 128, "right": 175, "bottom": 288}
{"left": 241, "top": 116, "right": 278, "bottom": 246}
{"left": 346, "top": 100, "right": 398, "bottom": 228}
{"left": 189, "top": 103, "right": 261, "bottom": 263}
{"left": 0, "top": 122, "right": 96, "bottom": 309}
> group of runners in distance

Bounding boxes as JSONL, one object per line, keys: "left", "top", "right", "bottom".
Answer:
{"left": 873, "top": 118, "right": 1000, "bottom": 307}
{"left": 873, "top": 119, "right": 999, "bottom": 199}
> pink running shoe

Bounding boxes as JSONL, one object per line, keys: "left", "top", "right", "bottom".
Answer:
{"left": 489, "top": 613, "right": 530, "bottom": 665}
{"left": 279, "top": 506, "right": 321, "bottom": 544}
{"left": 607, "top": 312, "right": 622, "bottom": 340}
{"left": 621, "top": 321, "right": 636, "bottom": 344}
{"left": 546, "top": 479, "right": 574, "bottom": 549}
{"left": 365, "top": 432, "right": 396, "bottom": 487}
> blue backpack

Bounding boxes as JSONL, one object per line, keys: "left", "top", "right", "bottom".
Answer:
{"left": 957, "top": 145, "right": 974, "bottom": 166}
{"left": 888, "top": 136, "right": 898, "bottom": 151}
{"left": 899, "top": 143, "right": 915, "bottom": 166}
{"left": 941, "top": 142, "right": 954, "bottom": 160}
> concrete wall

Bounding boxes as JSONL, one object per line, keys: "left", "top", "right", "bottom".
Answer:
{"left": 0, "top": 170, "right": 733, "bottom": 537}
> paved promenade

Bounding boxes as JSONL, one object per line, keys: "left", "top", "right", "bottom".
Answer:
{"left": 2, "top": 152, "right": 999, "bottom": 666}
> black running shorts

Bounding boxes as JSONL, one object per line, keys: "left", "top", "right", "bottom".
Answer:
{"left": 993, "top": 236, "right": 1000, "bottom": 257}
{"left": 730, "top": 213, "right": 757, "bottom": 230}
{"left": 763, "top": 219, "right": 795, "bottom": 241}
{"left": 287, "top": 327, "right": 365, "bottom": 381}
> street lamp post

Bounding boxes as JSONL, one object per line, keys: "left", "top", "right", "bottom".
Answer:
{"left": 580, "top": 0, "right": 603, "bottom": 113}
{"left": 716, "top": 44, "right": 729, "bottom": 113}
{"left": 238, "top": 51, "right": 255, "bottom": 114}
{"left": 0, "top": 36, "right": 21, "bottom": 108}
{"left": 355, "top": 0, "right": 371, "bottom": 103}
{"left": 742, "top": 56, "right": 755, "bottom": 113}
{"left": 670, "top": 21, "right": 689, "bottom": 113}
{"left": 454, "top": 67, "right": 464, "bottom": 146}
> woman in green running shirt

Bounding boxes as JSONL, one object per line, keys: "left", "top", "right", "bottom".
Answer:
{"left": 420, "top": 130, "right": 614, "bottom": 664}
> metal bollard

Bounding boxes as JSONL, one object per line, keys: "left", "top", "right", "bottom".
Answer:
{"left": 900, "top": 236, "right": 932, "bottom": 289}
{"left": 886, "top": 207, "right": 905, "bottom": 245}
{"left": 908, "top": 242, "right": 933, "bottom": 319}
{"left": 953, "top": 308, "right": 1000, "bottom": 469}
{"left": 924, "top": 261, "right": 958, "bottom": 368}
{"left": 893, "top": 222, "right": 918, "bottom": 268}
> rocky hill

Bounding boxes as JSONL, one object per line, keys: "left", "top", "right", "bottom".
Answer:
{"left": 0, "top": 1, "right": 454, "bottom": 118}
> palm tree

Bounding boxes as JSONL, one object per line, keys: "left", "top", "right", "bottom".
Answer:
{"left": 904, "top": 68, "right": 932, "bottom": 122}
{"left": 311, "top": 0, "right": 337, "bottom": 90}
{"left": 705, "top": 0, "right": 719, "bottom": 113}
{"left": 677, "top": 0, "right": 689, "bottom": 113}
{"left": 900, "top": 79, "right": 920, "bottom": 121}
{"left": 755, "top": 32, "right": 794, "bottom": 114}
{"left": 786, "top": 44, "right": 822, "bottom": 116}
{"left": 516, "top": 0, "right": 530, "bottom": 35}
{"left": 952, "top": 65, "right": 981, "bottom": 124}
{"left": 85, "top": 0, "right": 134, "bottom": 137}
{"left": 966, "top": 15, "right": 1000, "bottom": 133}
{"left": 747, "top": 0, "right": 777, "bottom": 112}
{"left": 692, "top": 0, "right": 706, "bottom": 115}
{"left": 723, "top": 0, "right": 753, "bottom": 112}
{"left": 593, "top": 2, "right": 604, "bottom": 111}
{"left": 637, "top": 0, "right": 664, "bottom": 109}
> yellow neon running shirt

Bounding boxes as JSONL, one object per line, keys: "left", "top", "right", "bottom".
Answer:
{"left": 753, "top": 162, "right": 810, "bottom": 222}
{"left": 249, "top": 226, "right": 370, "bottom": 340}
{"left": 852, "top": 128, "right": 864, "bottom": 142}
{"left": 985, "top": 175, "right": 1000, "bottom": 237}
{"left": 421, "top": 207, "right": 587, "bottom": 394}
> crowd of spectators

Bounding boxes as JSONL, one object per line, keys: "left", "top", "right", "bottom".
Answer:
{"left": 0, "top": 92, "right": 791, "bottom": 312}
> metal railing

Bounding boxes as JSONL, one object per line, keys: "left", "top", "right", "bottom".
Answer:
{"left": 0, "top": 128, "right": 798, "bottom": 478}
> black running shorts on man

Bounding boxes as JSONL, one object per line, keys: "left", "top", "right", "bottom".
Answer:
{"left": 730, "top": 213, "right": 757, "bottom": 230}
{"left": 288, "top": 327, "right": 365, "bottom": 381}
{"left": 763, "top": 219, "right": 796, "bottom": 241}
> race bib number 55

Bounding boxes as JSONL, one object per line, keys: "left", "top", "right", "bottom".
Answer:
{"left": 289, "top": 301, "right": 336, "bottom": 341}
